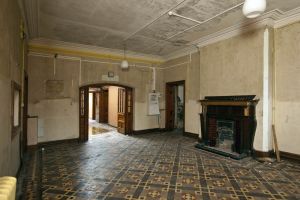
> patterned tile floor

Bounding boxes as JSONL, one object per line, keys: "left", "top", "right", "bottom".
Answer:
{"left": 88, "top": 120, "right": 118, "bottom": 137}
{"left": 18, "top": 131, "right": 300, "bottom": 200}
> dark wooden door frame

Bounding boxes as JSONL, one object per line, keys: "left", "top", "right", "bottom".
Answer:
{"left": 99, "top": 89, "right": 109, "bottom": 123}
{"left": 79, "top": 87, "right": 89, "bottom": 142}
{"left": 165, "top": 80, "right": 185, "bottom": 132}
{"left": 90, "top": 92, "right": 96, "bottom": 120}
{"left": 79, "top": 83, "right": 134, "bottom": 141}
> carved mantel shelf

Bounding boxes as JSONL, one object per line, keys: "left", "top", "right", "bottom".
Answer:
{"left": 198, "top": 100, "right": 259, "bottom": 107}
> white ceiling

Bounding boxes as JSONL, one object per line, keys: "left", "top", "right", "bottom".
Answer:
{"left": 24, "top": 0, "right": 300, "bottom": 57}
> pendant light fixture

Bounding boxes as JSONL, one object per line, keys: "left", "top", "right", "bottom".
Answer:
{"left": 120, "top": 44, "right": 129, "bottom": 69}
{"left": 243, "top": 0, "right": 266, "bottom": 18}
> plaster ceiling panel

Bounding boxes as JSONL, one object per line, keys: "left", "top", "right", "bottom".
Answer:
{"left": 174, "top": 0, "right": 244, "bottom": 22}
{"left": 168, "top": 0, "right": 300, "bottom": 44}
{"left": 266, "top": 0, "right": 300, "bottom": 12}
{"left": 26, "top": 0, "right": 300, "bottom": 57}
{"left": 140, "top": 41, "right": 187, "bottom": 56}
{"left": 168, "top": 6, "right": 244, "bottom": 43}
{"left": 39, "top": 13, "right": 126, "bottom": 50}
{"left": 90, "top": 0, "right": 184, "bottom": 33}
{"left": 39, "top": 0, "right": 101, "bottom": 23}
{"left": 39, "top": 0, "right": 183, "bottom": 35}
{"left": 137, "top": 14, "right": 196, "bottom": 41}
{"left": 125, "top": 35, "right": 164, "bottom": 53}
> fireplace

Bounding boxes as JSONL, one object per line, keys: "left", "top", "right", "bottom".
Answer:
{"left": 217, "top": 120, "right": 235, "bottom": 151}
{"left": 196, "top": 95, "right": 259, "bottom": 159}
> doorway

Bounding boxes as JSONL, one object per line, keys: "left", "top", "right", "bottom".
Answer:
{"left": 79, "top": 84, "right": 134, "bottom": 142}
{"left": 20, "top": 74, "right": 28, "bottom": 161}
{"left": 165, "top": 81, "right": 185, "bottom": 133}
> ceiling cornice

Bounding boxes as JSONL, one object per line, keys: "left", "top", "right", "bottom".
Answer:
{"left": 163, "top": 7, "right": 300, "bottom": 61}
{"left": 23, "top": 0, "right": 39, "bottom": 38}
{"left": 28, "top": 38, "right": 165, "bottom": 64}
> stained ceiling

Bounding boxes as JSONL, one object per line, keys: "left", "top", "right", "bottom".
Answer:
{"left": 24, "top": 0, "right": 300, "bottom": 57}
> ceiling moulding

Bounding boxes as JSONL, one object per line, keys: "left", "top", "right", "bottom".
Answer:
{"left": 17, "top": 0, "right": 29, "bottom": 36}
{"left": 274, "top": 7, "right": 300, "bottom": 28}
{"left": 23, "top": 0, "right": 39, "bottom": 38}
{"left": 28, "top": 38, "right": 164, "bottom": 65}
{"left": 164, "top": 7, "right": 300, "bottom": 61}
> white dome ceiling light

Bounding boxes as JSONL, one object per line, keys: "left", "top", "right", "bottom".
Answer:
{"left": 243, "top": 0, "right": 266, "bottom": 18}
{"left": 120, "top": 44, "right": 129, "bottom": 70}
{"left": 121, "top": 60, "right": 129, "bottom": 69}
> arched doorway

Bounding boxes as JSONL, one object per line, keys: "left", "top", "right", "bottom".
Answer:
{"left": 79, "top": 83, "right": 134, "bottom": 142}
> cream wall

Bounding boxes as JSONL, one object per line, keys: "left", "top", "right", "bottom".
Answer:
{"left": 201, "top": 29, "right": 266, "bottom": 152}
{"left": 161, "top": 29, "right": 269, "bottom": 152}
{"left": 28, "top": 57, "right": 79, "bottom": 142}
{"left": 27, "top": 55, "right": 163, "bottom": 142}
{"left": 89, "top": 93, "right": 93, "bottom": 119}
{"left": 161, "top": 53, "right": 201, "bottom": 134}
{"left": 0, "top": 0, "right": 24, "bottom": 176}
{"left": 26, "top": 21, "right": 300, "bottom": 155}
{"left": 275, "top": 22, "right": 300, "bottom": 155}
{"left": 108, "top": 86, "right": 118, "bottom": 127}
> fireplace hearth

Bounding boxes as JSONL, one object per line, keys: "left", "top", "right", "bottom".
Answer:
{"left": 196, "top": 95, "right": 259, "bottom": 160}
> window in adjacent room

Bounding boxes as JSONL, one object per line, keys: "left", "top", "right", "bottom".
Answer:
{"left": 12, "top": 81, "right": 21, "bottom": 139}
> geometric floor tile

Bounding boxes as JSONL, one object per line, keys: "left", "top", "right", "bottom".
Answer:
{"left": 17, "top": 131, "right": 300, "bottom": 199}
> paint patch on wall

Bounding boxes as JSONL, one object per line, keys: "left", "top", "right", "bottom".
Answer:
{"left": 45, "top": 80, "right": 64, "bottom": 99}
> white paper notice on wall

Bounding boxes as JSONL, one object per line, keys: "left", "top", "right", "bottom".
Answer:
{"left": 148, "top": 93, "right": 160, "bottom": 115}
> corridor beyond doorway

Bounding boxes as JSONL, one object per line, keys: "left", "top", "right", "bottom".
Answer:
{"left": 88, "top": 86, "right": 121, "bottom": 138}
{"left": 165, "top": 81, "right": 185, "bottom": 133}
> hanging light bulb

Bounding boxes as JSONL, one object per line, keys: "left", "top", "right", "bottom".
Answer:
{"left": 120, "top": 44, "right": 129, "bottom": 69}
{"left": 121, "top": 60, "right": 129, "bottom": 69}
{"left": 243, "top": 0, "right": 266, "bottom": 18}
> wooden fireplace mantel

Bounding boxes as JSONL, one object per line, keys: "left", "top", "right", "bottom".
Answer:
{"left": 196, "top": 96, "right": 259, "bottom": 159}
{"left": 198, "top": 100, "right": 259, "bottom": 107}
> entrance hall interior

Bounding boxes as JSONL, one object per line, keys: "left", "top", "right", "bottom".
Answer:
{"left": 1, "top": 0, "right": 300, "bottom": 199}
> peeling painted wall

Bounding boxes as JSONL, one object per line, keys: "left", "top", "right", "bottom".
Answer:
{"left": 161, "top": 29, "right": 268, "bottom": 152}
{"left": 26, "top": 22, "right": 300, "bottom": 155}
{"left": 201, "top": 29, "right": 266, "bottom": 152}
{"left": 0, "top": 0, "right": 23, "bottom": 176}
{"left": 27, "top": 55, "right": 163, "bottom": 142}
{"left": 161, "top": 52, "right": 201, "bottom": 134}
{"left": 275, "top": 22, "right": 300, "bottom": 155}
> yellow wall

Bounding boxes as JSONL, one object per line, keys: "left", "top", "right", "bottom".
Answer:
{"left": 26, "top": 22, "right": 300, "bottom": 155}
{"left": 275, "top": 22, "right": 300, "bottom": 155}
{"left": 161, "top": 29, "right": 267, "bottom": 152}
{"left": 108, "top": 86, "right": 119, "bottom": 127}
{"left": 27, "top": 55, "right": 164, "bottom": 142}
{"left": 0, "top": 0, "right": 24, "bottom": 176}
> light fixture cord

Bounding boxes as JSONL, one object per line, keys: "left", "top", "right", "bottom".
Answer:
{"left": 123, "top": 43, "right": 127, "bottom": 60}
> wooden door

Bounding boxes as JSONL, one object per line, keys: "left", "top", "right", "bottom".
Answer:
{"left": 117, "top": 87, "right": 133, "bottom": 134}
{"left": 99, "top": 90, "right": 108, "bottom": 123}
{"left": 79, "top": 87, "right": 89, "bottom": 142}
{"left": 165, "top": 84, "right": 175, "bottom": 130}
{"left": 92, "top": 93, "right": 96, "bottom": 120}
{"left": 22, "top": 75, "right": 28, "bottom": 154}
{"left": 125, "top": 88, "right": 133, "bottom": 134}
{"left": 117, "top": 88, "right": 126, "bottom": 134}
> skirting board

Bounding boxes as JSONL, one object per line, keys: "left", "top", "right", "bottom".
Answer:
{"left": 280, "top": 151, "right": 300, "bottom": 162}
{"left": 254, "top": 150, "right": 300, "bottom": 162}
{"left": 132, "top": 128, "right": 164, "bottom": 135}
{"left": 38, "top": 138, "right": 79, "bottom": 147}
{"left": 183, "top": 132, "right": 199, "bottom": 139}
